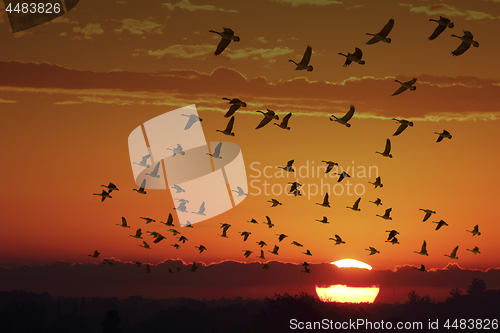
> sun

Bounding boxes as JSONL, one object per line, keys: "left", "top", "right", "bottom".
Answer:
{"left": 331, "top": 259, "right": 373, "bottom": 270}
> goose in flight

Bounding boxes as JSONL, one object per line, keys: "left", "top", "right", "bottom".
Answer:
{"left": 435, "top": 130, "right": 452, "bottom": 142}
{"left": 316, "top": 216, "right": 329, "bottom": 224}
{"left": 243, "top": 250, "right": 253, "bottom": 258}
{"left": 376, "top": 208, "right": 393, "bottom": 220}
{"left": 365, "top": 247, "right": 380, "bottom": 255}
{"left": 419, "top": 209, "right": 436, "bottom": 222}
{"left": 188, "top": 262, "right": 198, "bottom": 272}
{"left": 385, "top": 237, "right": 399, "bottom": 245}
{"left": 139, "top": 241, "right": 151, "bottom": 250}
{"left": 366, "top": 18, "right": 394, "bottom": 44}
{"left": 292, "top": 188, "right": 302, "bottom": 197}
{"left": 195, "top": 245, "right": 207, "bottom": 253}
{"left": 288, "top": 182, "right": 302, "bottom": 194}
{"left": 153, "top": 234, "right": 166, "bottom": 243}
{"left": 334, "top": 171, "right": 351, "bottom": 183}
{"left": 240, "top": 231, "right": 251, "bottom": 241}
{"left": 414, "top": 240, "right": 429, "bottom": 256}
{"left": 317, "top": 193, "right": 330, "bottom": 207}
{"left": 178, "top": 235, "right": 188, "bottom": 243}
{"left": 130, "top": 228, "right": 143, "bottom": 239}
{"left": 93, "top": 190, "right": 112, "bottom": 202}
{"left": 289, "top": 45, "right": 313, "bottom": 71}
{"left": 220, "top": 223, "right": 231, "bottom": 228}
{"left": 247, "top": 218, "right": 258, "bottom": 224}
{"left": 133, "top": 154, "right": 150, "bottom": 168}
{"left": 171, "top": 184, "right": 185, "bottom": 193}
{"left": 145, "top": 162, "right": 161, "bottom": 178}
{"left": 232, "top": 186, "right": 247, "bottom": 196}
{"left": 208, "top": 142, "right": 223, "bottom": 159}
{"left": 322, "top": 161, "right": 338, "bottom": 174}
{"left": 392, "top": 78, "right": 417, "bottom": 96}
{"left": 303, "top": 249, "right": 312, "bottom": 256}
{"left": 140, "top": 217, "right": 155, "bottom": 224}
{"left": 369, "top": 198, "right": 383, "bottom": 206}
{"left": 444, "top": 246, "right": 459, "bottom": 259}
{"left": 103, "top": 259, "right": 115, "bottom": 266}
{"left": 347, "top": 198, "right": 361, "bottom": 211}
{"left": 428, "top": 16, "right": 454, "bottom": 40}
{"left": 257, "top": 240, "right": 267, "bottom": 248}
{"left": 160, "top": 213, "right": 175, "bottom": 227}
{"left": 256, "top": 109, "right": 279, "bottom": 129}
{"left": 338, "top": 47, "right": 365, "bottom": 66}
{"left": 414, "top": 264, "right": 426, "bottom": 272}
{"left": 466, "top": 246, "right": 480, "bottom": 255}
{"left": 277, "top": 159, "right": 294, "bottom": 172}
{"left": 181, "top": 114, "right": 203, "bottom": 130}
{"left": 133, "top": 179, "right": 147, "bottom": 194}
{"left": 466, "top": 224, "right": 481, "bottom": 236}
{"left": 268, "top": 245, "right": 279, "bottom": 255}
{"left": 219, "top": 224, "right": 230, "bottom": 238}
{"left": 101, "top": 182, "right": 119, "bottom": 192}
{"left": 329, "top": 234, "right": 345, "bottom": 245}
{"left": 257, "top": 250, "right": 266, "bottom": 259}
{"left": 386, "top": 230, "right": 399, "bottom": 240}
{"left": 432, "top": 220, "right": 448, "bottom": 230}
{"left": 117, "top": 217, "right": 131, "bottom": 228}
{"left": 192, "top": 202, "right": 206, "bottom": 215}
{"left": 291, "top": 241, "right": 303, "bottom": 247}
{"left": 209, "top": 27, "right": 240, "bottom": 56}
{"left": 302, "top": 265, "right": 311, "bottom": 273}
{"left": 167, "top": 144, "right": 185, "bottom": 157}
{"left": 369, "top": 177, "right": 383, "bottom": 188}
{"left": 174, "top": 199, "right": 188, "bottom": 212}
{"left": 392, "top": 119, "right": 414, "bottom": 136}
{"left": 172, "top": 243, "right": 180, "bottom": 249}
{"left": 222, "top": 98, "right": 246, "bottom": 117}
{"left": 451, "top": 31, "right": 479, "bottom": 56}
{"left": 376, "top": 139, "right": 393, "bottom": 158}
{"left": 183, "top": 221, "right": 195, "bottom": 228}
{"left": 168, "top": 229, "right": 181, "bottom": 236}
{"left": 263, "top": 216, "right": 274, "bottom": 228}
{"left": 216, "top": 116, "right": 235, "bottom": 136}
{"left": 268, "top": 198, "right": 282, "bottom": 207}
{"left": 262, "top": 263, "right": 270, "bottom": 270}
{"left": 277, "top": 233, "right": 288, "bottom": 242}
{"left": 88, "top": 250, "right": 100, "bottom": 258}
{"left": 275, "top": 112, "right": 292, "bottom": 130}
{"left": 330, "top": 105, "right": 355, "bottom": 127}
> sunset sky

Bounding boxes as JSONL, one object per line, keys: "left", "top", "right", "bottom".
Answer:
{"left": 1, "top": 0, "right": 499, "bottom": 301}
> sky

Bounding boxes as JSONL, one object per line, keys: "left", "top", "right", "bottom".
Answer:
{"left": 0, "top": 0, "right": 499, "bottom": 302}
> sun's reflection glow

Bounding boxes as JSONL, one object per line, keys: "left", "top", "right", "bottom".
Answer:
{"left": 316, "top": 284, "right": 380, "bottom": 303}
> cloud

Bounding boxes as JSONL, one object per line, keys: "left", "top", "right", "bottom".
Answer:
{"left": 224, "top": 46, "right": 294, "bottom": 60}
{"left": 256, "top": 37, "right": 269, "bottom": 44}
{"left": 115, "top": 18, "right": 164, "bottom": 35}
{"left": 147, "top": 44, "right": 214, "bottom": 58}
{"left": 0, "top": 98, "right": 16, "bottom": 103}
{"left": 163, "top": 0, "right": 238, "bottom": 13}
{"left": 72, "top": 23, "right": 104, "bottom": 39}
{"left": 53, "top": 101, "right": 82, "bottom": 105}
{"left": 400, "top": 3, "right": 495, "bottom": 20}
{"left": 270, "top": 0, "right": 342, "bottom": 6}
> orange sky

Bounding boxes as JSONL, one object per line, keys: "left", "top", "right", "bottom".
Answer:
{"left": 0, "top": 0, "right": 499, "bottom": 274}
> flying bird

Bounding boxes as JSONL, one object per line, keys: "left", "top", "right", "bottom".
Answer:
{"left": 317, "top": 193, "right": 330, "bottom": 207}
{"left": 101, "top": 182, "right": 119, "bottom": 192}
{"left": 303, "top": 249, "right": 312, "bottom": 256}
{"left": 277, "top": 159, "right": 294, "bottom": 172}
{"left": 414, "top": 240, "right": 429, "bottom": 256}
{"left": 145, "top": 162, "right": 161, "bottom": 178}
{"left": 243, "top": 250, "right": 253, "bottom": 258}
{"left": 263, "top": 216, "right": 274, "bottom": 228}
{"left": 116, "top": 217, "right": 131, "bottom": 228}
{"left": 466, "top": 246, "right": 480, "bottom": 255}
{"left": 322, "top": 161, "right": 338, "bottom": 174}
{"left": 435, "top": 130, "right": 452, "bottom": 142}
{"left": 208, "top": 142, "right": 223, "bottom": 159}
{"left": 414, "top": 265, "right": 426, "bottom": 272}
{"left": 192, "top": 202, "right": 206, "bottom": 215}
{"left": 288, "top": 182, "right": 302, "bottom": 194}
{"left": 365, "top": 247, "right": 380, "bottom": 255}
{"left": 444, "top": 246, "right": 459, "bottom": 259}
{"left": 171, "top": 184, "right": 185, "bottom": 193}
{"left": 140, "top": 217, "right": 155, "bottom": 224}
{"left": 316, "top": 216, "right": 329, "bottom": 224}
{"left": 172, "top": 244, "right": 180, "bottom": 249}
{"left": 419, "top": 209, "right": 436, "bottom": 222}
{"left": 139, "top": 241, "right": 151, "bottom": 250}
{"left": 240, "top": 231, "right": 251, "bottom": 241}
{"left": 247, "top": 218, "right": 258, "bottom": 224}
{"left": 366, "top": 18, "right": 394, "bottom": 44}
{"left": 257, "top": 240, "right": 267, "bottom": 248}
{"left": 329, "top": 234, "right": 345, "bottom": 245}
{"left": 133, "top": 179, "right": 147, "bottom": 194}
{"left": 133, "top": 155, "right": 150, "bottom": 168}
{"left": 195, "top": 245, "right": 207, "bottom": 253}
{"left": 392, "top": 78, "right": 417, "bottom": 96}
{"left": 276, "top": 233, "right": 288, "bottom": 242}
{"left": 432, "top": 220, "right": 448, "bottom": 230}
{"left": 386, "top": 237, "right": 400, "bottom": 245}
{"left": 219, "top": 225, "right": 230, "bottom": 238}
{"left": 347, "top": 198, "right": 361, "bottom": 211}
{"left": 222, "top": 98, "right": 246, "bottom": 117}
{"left": 257, "top": 250, "right": 266, "bottom": 259}
{"left": 130, "top": 228, "right": 143, "bottom": 239}
{"left": 160, "top": 213, "right": 175, "bottom": 227}
{"left": 330, "top": 105, "right": 355, "bottom": 127}
{"left": 262, "top": 264, "right": 270, "bottom": 270}
{"left": 428, "top": 16, "right": 454, "bottom": 40}
{"left": 275, "top": 112, "right": 292, "bottom": 130}
{"left": 268, "top": 245, "right": 279, "bottom": 255}
{"left": 334, "top": 171, "right": 351, "bottom": 183}
{"left": 188, "top": 262, "right": 198, "bottom": 272}
{"left": 376, "top": 208, "right": 393, "bottom": 220}
{"left": 268, "top": 199, "right": 282, "bottom": 207}
{"left": 386, "top": 230, "right": 399, "bottom": 240}
{"left": 216, "top": 116, "right": 235, "bottom": 136}
{"left": 256, "top": 109, "right": 279, "bottom": 129}
{"left": 392, "top": 119, "right": 414, "bottom": 136}
{"left": 232, "top": 186, "right": 247, "bottom": 196}
{"left": 93, "top": 190, "right": 112, "bottom": 202}
{"left": 88, "top": 250, "right": 100, "bottom": 258}
{"left": 209, "top": 27, "right": 240, "bottom": 56}
{"left": 168, "top": 229, "right": 181, "bottom": 236}
{"left": 369, "top": 198, "right": 383, "bottom": 206}
{"left": 178, "top": 235, "right": 188, "bottom": 243}
{"left": 466, "top": 225, "right": 481, "bottom": 236}
{"left": 289, "top": 45, "right": 313, "bottom": 71}
{"left": 451, "top": 30, "right": 479, "bottom": 56}
{"left": 174, "top": 199, "right": 188, "bottom": 212}
{"left": 181, "top": 114, "right": 202, "bottom": 130}
{"left": 167, "top": 144, "right": 185, "bottom": 157}
{"left": 369, "top": 177, "right": 383, "bottom": 188}
{"left": 291, "top": 241, "right": 303, "bottom": 247}
{"left": 338, "top": 47, "right": 365, "bottom": 66}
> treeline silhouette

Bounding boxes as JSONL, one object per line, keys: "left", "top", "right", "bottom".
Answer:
{"left": 0, "top": 278, "right": 499, "bottom": 333}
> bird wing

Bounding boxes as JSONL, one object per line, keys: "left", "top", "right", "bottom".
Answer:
{"left": 474, "top": 225, "right": 479, "bottom": 232}
{"left": 451, "top": 41, "right": 471, "bottom": 56}
{"left": 152, "top": 162, "right": 160, "bottom": 174}
{"left": 184, "top": 116, "right": 197, "bottom": 130}
{"left": 463, "top": 30, "right": 473, "bottom": 39}
{"left": 440, "top": 16, "right": 450, "bottom": 24}
{"left": 379, "top": 18, "right": 395, "bottom": 37}
{"left": 256, "top": 116, "right": 272, "bottom": 129}
{"left": 405, "top": 78, "right": 417, "bottom": 85}
{"left": 281, "top": 113, "right": 292, "bottom": 126}
{"left": 325, "top": 164, "right": 334, "bottom": 173}
{"left": 343, "top": 58, "right": 352, "bottom": 67}
{"left": 213, "top": 142, "right": 222, "bottom": 156}
{"left": 391, "top": 85, "right": 407, "bottom": 96}
{"left": 225, "top": 104, "right": 240, "bottom": 117}
{"left": 353, "top": 47, "right": 363, "bottom": 59}
{"left": 223, "top": 27, "right": 234, "bottom": 36}
{"left": 423, "top": 212, "right": 432, "bottom": 221}
{"left": 121, "top": 217, "right": 127, "bottom": 226}
{"left": 335, "top": 235, "right": 342, "bottom": 242}
{"left": 384, "top": 138, "right": 391, "bottom": 154}
{"left": 451, "top": 246, "right": 458, "bottom": 257}
{"left": 214, "top": 38, "right": 231, "bottom": 56}
{"left": 354, "top": 198, "right": 361, "bottom": 208}
{"left": 429, "top": 24, "right": 446, "bottom": 40}
{"left": 422, "top": 241, "right": 427, "bottom": 252}
{"left": 300, "top": 45, "right": 312, "bottom": 66}
{"left": 323, "top": 193, "right": 329, "bottom": 205}
{"left": 225, "top": 116, "right": 235, "bottom": 132}
{"left": 140, "top": 179, "right": 146, "bottom": 189}
{"left": 443, "top": 130, "right": 450, "bottom": 136}
{"left": 140, "top": 155, "right": 150, "bottom": 164}
{"left": 286, "top": 159, "right": 294, "bottom": 167}
{"left": 341, "top": 105, "right": 355, "bottom": 122}
{"left": 393, "top": 123, "right": 408, "bottom": 136}
{"left": 365, "top": 36, "right": 379, "bottom": 45}
{"left": 436, "top": 135, "right": 444, "bottom": 143}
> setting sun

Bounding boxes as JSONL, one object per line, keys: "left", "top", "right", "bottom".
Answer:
{"left": 332, "top": 259, "right": 373, "bottom": 270}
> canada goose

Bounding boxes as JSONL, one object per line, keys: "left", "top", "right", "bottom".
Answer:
{"left": 334, "top": 171, "right": 351, "bottom": 183}
{"left": 140, "top": 217, "right": 155, "bottom": 224}
{"left": 329, "top": 234, "right": 345, "bottom": 245}
{"left": 262, "top": 263, "right": 270, "bottom": 269}
{"left": 366, "top": 18, "right": 394, "bottom": 44}
{"left": 139, "top": 241, "right": 151, "bottom": 250}
{"left": 277, "top": 159, "right": 294, "bottom": 172}
{"left": 130, "top": 228, "right": 143, "bottom": 239}
{"left": 168, "top": 229, "right": 181, "bottom": 236}
{"left": 428, "top": 16, "right": 454, "bottom": 40}
{"left": 174, "top": 199, "right": 188, "bottom": 212}
{"left": 275, "top": 112, "right": 292, "bottom": 130}
{"left": 317, "top": 193, "right": 330, "bottom": 207}
{"left": 117, "top": 217, "right": 131, "bottom": 228}
{"left": 147, "top": 231, "right": 161, "bottom": 237}
{"left": 392, "top": 78, "right": 417, "bottom": 96}
{"left": 365, "top": 247, "right": 380, "bottom": 255}
{"left": 133, "top": 154, "right": 150, "bottom": 168}
{"left": 435, "top": 130, "right": 452, "bottom": 142}
{"left": 385, "top": 237, "right": 399, "bottom": 245}
{"left": 257, "top": 240, "right": 267, "bottom": 248}
{"left": 414, "top": 264, "right": 426, "bottom": 272}
{"left": 192, "top": 202, "right": 206, "bottom": 215}
{"left": 243, "top": 250, "right": 253, "bottom": 258}
{"left": 302, "top": 262, "right": 310, "bottom": 267}
{"left": 419, "top": 209, "right": 436, "bottom": 222}
{"left": 289, "top": 45, "right": 313, "bottom": 71}
{"left": 133, "top": 179, "right": 147, "bottom": 194}
{"left": 376, "top": 139, "right": 393, "bottom": 158}
{"left": 303, "top": 249, "right": 312, "bottom": 256}
{"left": 171, "top": 184, "right": 185, "bottom": 193}
{"left": 292, "top": 188, "right": 302, "bottom": 197}
{"left": 247, "top": 218, "right": 258, "bottom": 224}
{"left": 369, "top": 198, "right": 383, "bottom": 206}
{"left": 219, "top": 224, "right": 230, "bottom": 238}
{"left": 291, "top": 241, "right": 303, "bottom": 247}
{"left": 451, "top": 30, "right": 479, "bottom": 56}
{"left": 288, "top": 182, "right": 302, "bottom": 193}
{"left": 386, "top": 230, "right": 399, "bottom": 240}
{"left": 392, "top": 119, "right": 414, "bottom": 136}
{"left": 88, "top": 250, "right": 100, "bottom": 258}
{"left": 268, "top": 198, "right": 282, "bottom": 207}
{"left": 167, "top": 144, "right": 185, "bottom": 157}
{"left": 316, "top": 216, "right": 329, "bottom": 224}
{"left": 466, "top": 224, "right": 481, "bottom": 236}
{"left": 178, "top": 235, "right": 188, "bottom": 243}
{"left": 414, "top": 240, "right": 429, "bottom": 256}
{"left": 330, "top": 105, "right": 355, "bottom": 127}
{"left": 256, "top": 109, "right": 279, "bottom": 129}
{"left": 181, "top": 114, "right": 203, "bottom": 130}
{"left": 172, "top": 243, "right": 180, "bottom": 249}
{"left": 444, "top": 246, "right": 459, "bottom": 259}
{"left": 209, "top": 27, "right": 240, "bottom": 56}
{"left": 220, "top": 223, "right": 231, "bottom": 228}
{"left": 263, "top": 216, "right": 274, "bottom": 228}
{"left": 339, "top": 47, "right": 365, "bottom": 66}
{"left": 377, "top": 208, "right": 392, "bottom": 220}
{"left": 432, "top": 220, "right": 448, "bottom": 230}
{"left": 103, "top": 259, "right": 115, "bottom": 266}
{"left": 268, "top": 245, "right": 279, "bottom": 255}
{"left": 153, "top": 234, "right": 166, "bottom": 243}
{"left": 160, "top": 213, "right": 175, "bottom": 227}
{"left": 346, "top": 198, "right": 361, "bottom": 211}
{"left": 195, "top": 245, "right": 207, "bottom": 253}
{"left": 302, "top": 266, "right": 311, "bottom": 273}
{"left": 188, "top": 262, "right": 198, "bottom": 272}
{"left": 277, "top": 233, "right": 288, "bottom": 242}
{"left": 101, "top": 182, "right": 119, "bottom": 192}
{"left": 94, "top": 190, "right": 112, "bottom": 202}
{"left": 184, "top": 221, "right": 195, "bottom": 228}
{"left": 232, "top": 186, "right": 247, "bottom": 196}
{"left": 322, "top": 161, "right": 338, "bottom": 174}
{"left": 240, "top": 231, "right": 251, "bottom": 241}
{"left": 466, "top": 246, "right": 480, "bottom": 255}
{"left": 207, "top": 142, "right": 223, "bottom": 159}
{"left": 145, "top": 162, "right": 161, "bottom": 178}
{"left": 369, "top": 177, "right": 383, "bottom": 188}
{"left": 222, "top": 98, "right": 246, "bottom": 117}
{"left": 257, "top": 250, "right": 266, "bottom": 259}
{"left": 216, "top": 116, "right": 235, "bottom": 136}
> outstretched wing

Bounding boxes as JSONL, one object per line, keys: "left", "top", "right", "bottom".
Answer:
{"left": 341, "top": 105, "right": 355, "bottom": 122}
{"left": 405, "top": 78, "right": 417, "bottom": 85}
{"left": 323, "top": 193, "right": 329, "bottom": 205}
{"left": 214, "top": 38, "right": 231, "bottom": 56}
{"left": 256, "top": 116, "right": 272, "bottom": 129}
{"left": 366, "top": 36, "right": 379, "bottom": 45}
{"left": 225, "top": 104, "right": 240, "bottom": 117}
{"left": 423, "top": 212, "right": 432, "bottom": 222}
{"left": 421, "top": 240, "right": 427, "bottom": 252}
{"left": 300, "top": 45, "right": 312, "bottom": 66}
{"left": 353, "top": 47, "right": 363, "bottom": 59}
{"left": 343, "top": 58, "right": 352, "bottom": 67}
{"left": 281, "top": 113, "right": 292, "bottom": 126}
{"left": 225, "top": 116, "right": 235, "bottom": 132}
{"left": 451, "top": 41, "right": 471, "bottom": 56}
{"left": 392, "top": 86, "right": 407, "bottom": 96}
{"left": 213, "top": 142, "right": 222, "bottom": 156}
{"left": 463, "top": 30, "right": 473, "bottom": 39}
{"left": 379, "top": 18, "right": 395, "bottom": 37}
{"left": 428, "top": 24, "right": 446, "bottom": 40}
{"left": 393, "top": 123, "right": 408, "bottom": 136}
{"left": 384, "top": 139, "right": 391, "bottom": 154}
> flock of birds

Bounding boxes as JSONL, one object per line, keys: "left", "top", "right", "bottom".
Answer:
{"left": 88, "top": 16, "right": 484, "bottom": 275}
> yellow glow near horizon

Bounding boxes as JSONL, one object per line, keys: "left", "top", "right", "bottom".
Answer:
{"left": 316, "top": 285, "right": 380, "bottom": 303}
{"left": 332, "top": 259, "right": 373, "bottom": 270}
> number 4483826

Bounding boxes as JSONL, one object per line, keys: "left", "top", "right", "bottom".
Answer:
{"left": 5, "top": 2, "right": 61, "bottom": 14}
{"left": 444, "top": 319, "right": 498, "bottom": 330}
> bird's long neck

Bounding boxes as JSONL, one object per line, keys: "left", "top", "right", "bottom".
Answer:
{"left": 289, "top": 60, "right": 298, "bottom": 65}
{"left": 338, "top": 53, "right": 347, "bottom": 57}
{"left": 366, "top": 33, "right": 375, "bottom": 36}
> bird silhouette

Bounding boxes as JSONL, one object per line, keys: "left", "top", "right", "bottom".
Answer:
{"left": 386, "top": 237, "right": 399, "bottom": 245}
{"left": 101, "top": 182, "right": 119, "bottom": 192}
{"left": 366, "top": 247, "right": 380, "bottom": 255}
{"left": 451, "top": 30, "right": 479, "bottom": 56}
{"left": 334, "top": 171, "right": 351, "bottom": 183}
{"left": 339, "top": 47, "right": 365, "bottom": 66}
{"left": 140, "top": 217, "right": 155, "bottom": 224}
{"left": 376, "top": 139, "right": 393, "bottom": 158}
{"left": 317, "top": 193, "right": 330, "bottom": 207}
{"left": 466, "top": 246, "right": 480, "bottom": 255}
{"left": 466, "top": 225, "right": 481, "bottom": 236}
{"left": 366, "top": 18, "right": 394, "bottom": 44}
{"left": 277, "top": 234, "right": 288, "bottom": 242}
{"left": 329, "top": 234, "right": 345, "bottom": 245}
{"left": 262, "top": 264, "right": 270, "bottom": 270}
{"left": 192, "top": 202, "right": 206, "bottom": 215}
{"left": 188, "top": 262, "right": 198, "bottom": 272}
{"left": 392, "top": 78, "right": 417, "bottom": 96}
{"left": 428, "top": 16, "right": 454, "bottom": 40}
{"left": 232, "top": 186, "right": 247, "bottom": 196}
{"left": 195, "top": 245, "right": 207, "bottom": 253}
{"left": 263, "top": 216, "right": 274, "bottom": 228}
{"left": 369, "top": 198, "right": 383, "bottom": 206}
{"left": 414, "top": 264, "right": 426, "bottom": 272}
{"left": 208, "top": 142, "right": 223, "bottom": 159}
{"left": 160, "top": 213, "right": 175, "bottom": 227}
{"left": 444, "top": 246, "right": 459, "bottom": 259}
{"left": 316, "top": 216, "right": 329, "bottom": 224}
{"left": 216, "top": 116, "right": 235, "bottom": 136}
{"left": 257, "top": 250, "right": 266, "bottom": 259}
{"left": 369, "top": 177, "right": 383, "bottom": 188}
{"left": 268, "top": 199, "right": 282, "bottom": 207}
{"left": 130, "top": 228, "right": 143, "bottom": 239}
{"left": 167, "top": 144, "right": 185, "bottom": 157}
{"left": 386, "top": 230, "right": 399, "bottom": 240}
{"left": 392, "top": 119, "right": 414, "bottom": 136}
{"left": 432, "top": 220, "right": 448, "bottom": 230}
{"left": 222, "top": 98, "right": 246, "bottom": 117}
{"left": 181, "top": 114, "right": 203, "bottom": 130}
{"left": 291, "top": 241, "right": 303, "bottom": 247}
{"left": 376, "top": 208, "right": 393, "bottom": 220}
{"left": 146, "top": 162, "right": 161, "bottom": 178}
{"left": 322, "top": 161, "right": 338, "bottom": 174}
{"left": 330, "top": 105, "right": 355, "bottom": 127}
{"left": 93, "top": 190, "right": 112, "bottom": 202}
{"left": 419, "top": 209, "right": 436, "bottom": 222}
{"left": 133, "top": 154, "right": 150, "bottom": 168}
{"left": 414, "top": 240, "right": 429, "bottom": 256}
{"left": 256, "top": 109, "right": 279, "bottom": 129}
{"left": 268, "top": 245, "right": 279, "bottom": 255}
{"left": 88, "top": 250, "right": 100, "bottom": 258}
{"left": 171, "top": 184, "right": 185, "bottom": 193}
{"left": 178, "top": 235, "right": 188, "bottom": 243}
{"left": 133, "top": 179, "right": 147, "bottom": 194}
{"left": 219, "top": 224, "right": 230, "bottom": 238}
{"left": 347, "top": 198, "right": 361, "bottom": 211}
{"left": 139, "top": 241, "right": 151, "bottom": 250}
{"left": 243, "top": 250, "right": 253, "bottom": 258}
{"left": 275, "top": 112, "right": 292, "bottom": 130}
{"left": 174, "top": 199, "right": 188, "bottom": 212}
{"left": 277, "top": 159, "right": 294, "bottom": 172}
{"left": 117, "top": 217, "right": 131, "bottom": 228}
{"left": 303, "top": 249, "right": 312, "bottom": 256}
{"left": 257, "top": 241, "right": 267, "bottom": 248}
{"left": 435, "top": 130, "right": 452, "bottom": 142}
{"left": 240, "top": 231, "right": 251, "bottom": 241}
{"left": 209, "top": 27, "right": 240, "bottom": 55}
{"left": 289, "top": 45, "right": 313, "bottom": 71}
